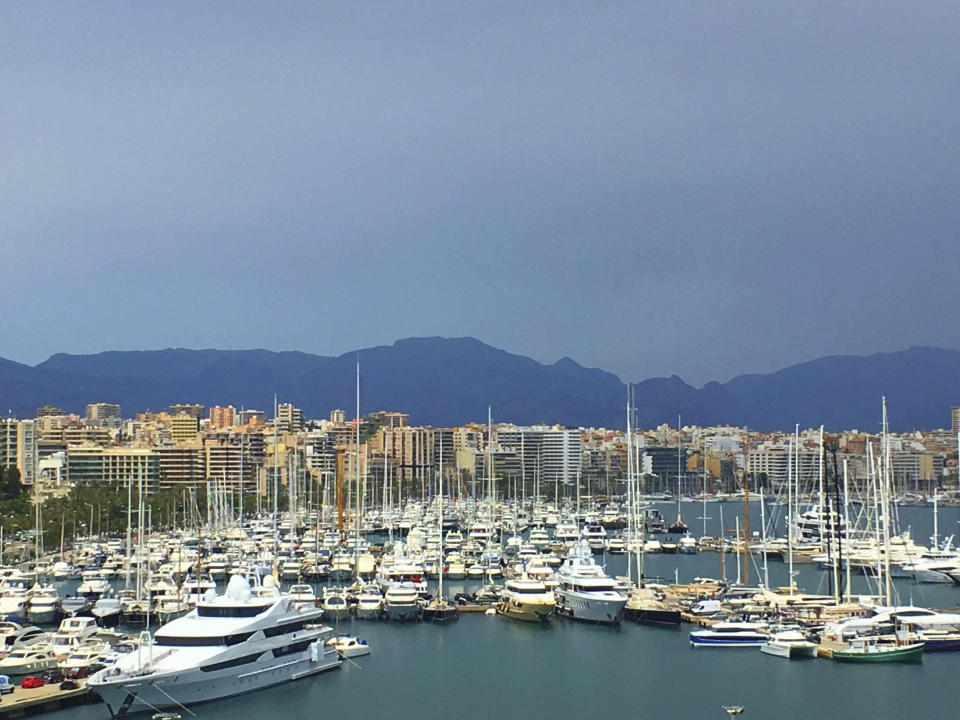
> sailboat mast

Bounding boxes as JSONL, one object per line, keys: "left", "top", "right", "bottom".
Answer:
{"left": 625, "top": 386, "right": 634, "bottom": 585}
{"left": 743, "top": 433, "right": 750, "bottom": 586}
{"left": 438, "top": 433, "right": 444, "bottom": 600}
{"left": 787, "top": 432, "right": 794, "bottom": 594}
{"left": 273, "top": 393, "right": 279, "bottom": 556}
{"left": 881, "top": 397, "right": 893, "bottom": 605}
{"left": 355, "top": 361, "right": 361, "bottom": 564}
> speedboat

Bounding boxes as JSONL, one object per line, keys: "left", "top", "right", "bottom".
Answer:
{"left": 89, "top": 574, "right": 342, "bottom": 717}
{"left": 325, "top": 635, "right": 370, "bottom": 658}
{"left": 59, "top": 595, "right": 93, "bottom": 618}
{"left": 92, "top": 595, "right": 122, "bottom": 626}
{"left": 0, "top": 621, "right": 43, "bottom": 651}
{"left": 58, "top": 641, "right": 112, "bottom": 671}
{"left": 77, "top": 572, "right": 111, "bottom": 598}
{"left": 0, "top": 585, "right": 29, "bottom": 617}
{"left": 0, "top": 648, "right": 59, "bottom": 675}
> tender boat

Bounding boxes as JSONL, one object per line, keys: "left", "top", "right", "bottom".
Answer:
{"left": 89, "top": 574, "right": 342, "bottom": 717}
{"left": 325, "top": 635, "right": 370, "bottom": 658}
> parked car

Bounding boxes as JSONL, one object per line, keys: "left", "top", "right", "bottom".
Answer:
{"left": 20, "top": 676, "right": 44, "bottom": 689}
{"left": 66, "top": 664, "right": 103, "bottom": 680}
{"left": 0, "top": 675, "right": 14, "bottom": 694}
{"left": 41, "top": 669, "right": 64, "bottom": 684}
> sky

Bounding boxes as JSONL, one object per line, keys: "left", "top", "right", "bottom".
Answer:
{"left": 2, "top": 2, "right": 958, "bottom": 386}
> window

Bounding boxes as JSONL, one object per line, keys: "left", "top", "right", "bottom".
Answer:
{"left": 201, "top": 652, "right": 264, "bottom": 672}
{"left": 155, "top": 632, "right": 253, "bottom": 647}
{"left": 197, "top": 604, "right": 272, "bottom": 618}
{"left": 272, "top": 639, "right": 313, "bottom": 658}
{"left": 263, "top": 620, "right": 308, "bottom": 638}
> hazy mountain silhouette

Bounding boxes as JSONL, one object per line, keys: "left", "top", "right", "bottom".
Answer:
{"left": 0, "top": 340, "right": 955, "bottom": 431}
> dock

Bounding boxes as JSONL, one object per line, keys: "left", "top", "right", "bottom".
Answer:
{"left": 0, "top": 682, "right": 97, "bottom": 717}
{"left": 456, "top": 604, "right": 491, "bottom": 613}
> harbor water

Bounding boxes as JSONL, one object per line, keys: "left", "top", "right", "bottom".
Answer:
{"left": 39, "top": 502, "right": 960, "bottom": 719}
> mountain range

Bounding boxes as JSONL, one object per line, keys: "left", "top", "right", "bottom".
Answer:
{"left": 1, "top": 338, "right": 958, "bottom": 432}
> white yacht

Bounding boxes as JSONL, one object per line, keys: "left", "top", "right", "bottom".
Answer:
{"left": 89, "top": 575, "right": 341, "bottom": 717}
{"left": 27, "top": 584, "right": 60, "bottom": 624}
{"left": 554, "top": 542, "right": 627, "bottom": 624}
{"left": 354, "top": 585, "right": 384, "bottom": 620}
{"left": 0, "top": 647, "right": 59, "bottom": 675}
{"left": 760, "top": 629, "right": 818, "bottom": 659}
{"left": 496, "top": 574, "right": 556, "bottom": 623}
{"left": 383, "top": 583, "right": 421, "bottom": 622}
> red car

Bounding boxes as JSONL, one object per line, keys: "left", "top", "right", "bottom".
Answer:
{"left": 20, "top": 676, "right": 44, "bottom": 689}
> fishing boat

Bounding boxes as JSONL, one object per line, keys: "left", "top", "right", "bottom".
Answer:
{"left": 830, "top": 636, "right": 924, "bottom": 663}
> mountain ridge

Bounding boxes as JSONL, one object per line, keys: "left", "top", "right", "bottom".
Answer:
{"left": 2, "top": 339, "right": 958, "bottom": 432}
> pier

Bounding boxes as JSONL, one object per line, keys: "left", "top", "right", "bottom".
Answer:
{"left": 0, "top": 681, "right": 94, "bottom": 717}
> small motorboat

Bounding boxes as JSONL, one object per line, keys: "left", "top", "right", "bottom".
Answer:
{"left": 760, "top": 629, "right": 818, "bottom": 659}
{"left": 325, "top": 635, "right": 370, "bottom": 658}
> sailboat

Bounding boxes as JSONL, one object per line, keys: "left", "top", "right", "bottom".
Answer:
{"left": 667, "top": 419, "right": 688, "bottom": 534}
{"left": 422, "top": 435, "right": 459, "bottom": 624}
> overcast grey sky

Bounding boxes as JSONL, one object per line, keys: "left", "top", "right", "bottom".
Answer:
{"left": 2, "top": 2, "right": 957, "bottom": 385}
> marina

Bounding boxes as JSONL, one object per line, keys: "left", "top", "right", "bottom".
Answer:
{"left": 0, "top": 498, "right": 957, "bottom": 718}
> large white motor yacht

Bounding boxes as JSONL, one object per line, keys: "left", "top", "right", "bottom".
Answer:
{"left": 554, "top": 541, "right": 627, "bottom": 624}
{"left": 89, "top": 574, "right": 341, "bottom": 717}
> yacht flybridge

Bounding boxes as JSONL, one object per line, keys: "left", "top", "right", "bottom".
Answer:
{"left": 89, "top": 574, "right": 341, "bottom": 717}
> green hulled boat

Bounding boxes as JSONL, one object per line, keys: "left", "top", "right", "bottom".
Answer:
{"left": 831, "top": 637, "right": 925, "bottom": 663}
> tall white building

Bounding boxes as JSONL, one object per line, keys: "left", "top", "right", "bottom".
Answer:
{"left": 497, "top": 425, "right": 582, "bottom": 486}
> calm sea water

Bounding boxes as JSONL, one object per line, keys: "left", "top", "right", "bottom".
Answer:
{"left": 44, "top": 502, "right": 960, "bottom": 720}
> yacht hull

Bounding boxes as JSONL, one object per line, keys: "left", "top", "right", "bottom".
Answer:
{"left": 555, "top": 593, "right": 624, "bottom": 625}
{"left": 384, "top": 603, "right": 420, "bottom": 622}
{"left": 496, "top": 600, "right": 553, "bottom": 623}
{"left": 624, "top": 607, "right": 682, "bottom": 627}
{"left": 760, "top": 641, "right": 817, "bottom": 659}
{"left": 93, "top": 647, "right": 341, "bottom": 718}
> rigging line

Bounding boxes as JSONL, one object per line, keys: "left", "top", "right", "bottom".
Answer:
{"left": 149, "top": 681, "right": 197, "bottom": 717}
